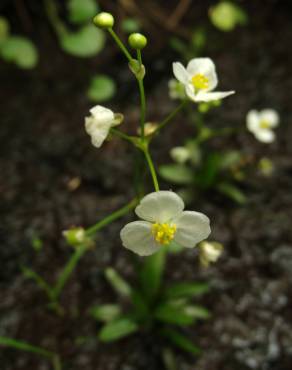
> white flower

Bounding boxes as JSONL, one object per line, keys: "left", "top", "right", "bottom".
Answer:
{"left": 246, "top": 109, "right": 279, "bottom": 143}
{"left": 85, "top": 105, "right": 119, "bottom": 148}
{"left": 199, "top": 241, "right": 223, "bottom": 267}
{"left": 172, "top": 57, "right": 235, "bottom": 102}
{"left": 120, "top": 191, "right": 211, "bottom": 256}
{"left": 170, "top": 146, "right": 190, "bottom": 164}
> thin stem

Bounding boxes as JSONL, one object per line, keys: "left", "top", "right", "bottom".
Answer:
{"left": 44, "top": 0, "right": 67, "bottom": 37}
{"left": 52, "top": 245, "right": 87, "bottom": 300}
{"left": 86, "top": 198, "right": 138, "bottom": 236}
{"left": 154, "top": 100, "right": 187, "bottom": 135}
{"left": 136, "top": 50, "right": 146, "bottom": 140}
{"left": 0, "top": 336, "right": 55, "bottom": 358}
{"left": 143, "top": 149, "right": 160, "bottom": 192}
{"left": 21, "top": 266, "right": 54, "bottom": 300}
{"left": 108, "top": 28, "right": 133, "bottom": 62}
{"left": 110, "top": 128, "right": 135, "bottom": 144}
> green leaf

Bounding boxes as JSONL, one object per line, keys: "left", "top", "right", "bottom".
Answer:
{"left": 0, "top": 36, "right": 38, "bottom": 69}
{"left": 90, "top": 304, "right": 122, "bottom": 322}
{"left": 0, "top": 337, "right": 54, "bottom": 358}
{"left": 209, "top": 1, "right": 248, "bottom": 32}
{"left": 121, "top": 18, "right": 140, "bottom": 33}
{"left": 98, "top": 318, "right": 138, "bottom": 342}
{"left": 155, "top": 303, "right": 195, "bottom": 326}
{"left": 139, "top": 248, "right": 165, "bottom": 302}
{"left": 219, "top": 151, "right": 242, "bottom": 170}
{"left": 105, "top": 268, "right": 132, "bottom": 297}
{"left": 0, "top": 16, "right": 9, "bottom": 45}
{"left": 31, "top": 236, "right": 43, "bottom": 252}
{"left": 184, "top": 305, "right": 210, "bottom": 320}
{"left": 159, "top": 164, "right": 194, "bottom": 185}
{"left": 195, "top": 152, "right": 221, "bottom": 188}
{"left": 161, "top": 328, "right": 200, "bottom": 355}
{"left": 162, "top": 348, "right": 178, "bottom": 370}
{"left": 61, "top": 24, "right": 105, "bottom": 57}
{"left": 68, "top": 0, "right": 99, "bottom": 24}
{"left": 164, "top": 282, "right": 209, "bottom": 300}
{"left": 87, "top": 74, "right": 116, "bottom": 102}
{"left": 217, "top": 182, "right": 246, "bottom": 204}
{"left": 131, "top": 289, "right": 149, "bottom": 318}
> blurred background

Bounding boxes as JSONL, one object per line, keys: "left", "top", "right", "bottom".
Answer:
{"left": 1, "top": 0, "right": 292, "bottom": 369}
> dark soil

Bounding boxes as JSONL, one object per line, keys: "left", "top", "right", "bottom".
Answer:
{"left": 1, "top": 1, "right": 292, "bottom": 369}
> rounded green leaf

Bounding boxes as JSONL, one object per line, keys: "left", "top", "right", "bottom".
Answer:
{"left": 159, "top": 164, "right": 194, "bottom": 185}
{"left": 68, "top": 0, "right": 99, "bottom": 24}
{"left": 0, "top": 36, "right": 38, "bottom": 69}
{"left": 121, "top": 18, "right": 140, "bottom": 34}
{"left": 87, "top": 74, "right": 116, "bottom": 102}
{"left": 209, "top": 1, "right": 248, "bottom": 32}
{"left": 61, "top": 24, "right": 105, "bottom": 57}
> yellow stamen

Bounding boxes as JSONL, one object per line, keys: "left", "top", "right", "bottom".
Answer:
{"left": 191, "top": 74, "right": 209, "bottom": 90}
{"left": 151, "top": 223, "right": 177, "bottom": 245}
{"left": 259, "top": 120, "right": 270, "bottom": 129}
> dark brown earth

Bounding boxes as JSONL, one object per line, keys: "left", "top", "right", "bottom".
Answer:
{"left": 1, "top": 1, "right": 292, "bottom": 369}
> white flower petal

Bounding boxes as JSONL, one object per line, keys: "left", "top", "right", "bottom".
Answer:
{"left": 90, "top": 105, "right": 115, "bottom": 124}
{"left": 246, "top": 110, "right": 260, "bottom": 132}
{"left": 172, "top": 62, "right": 189, "bottom": 84}
{"left": 186, "top": 58, "right": 218, "bottom": 91}
{"left": 185, "top": 84, "right": 196, "bottom": 100}
{"left": 135, "top": 191, "right": 184, "bottom": 223}
{"left": 260, "top": 109, "right": 279, "bottom": 128}
{"left": 174, "top": 211, "right": 211, "bottom": 248}
{"left": 254, "top": 129, "right": 275, "bottom": 143}
{"left": 85, "top": 117, "right": 112, "bottom": 148}
{"left": 120, "top": 221, "right": 159, "bottom": 256}
{"left": 193, "top": 91, "right": 235, "bottom": 102}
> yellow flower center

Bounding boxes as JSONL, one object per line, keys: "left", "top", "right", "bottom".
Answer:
{"left": 259, "top": 120, "right": 270, "bottom": 129}
{"left": 191, "top": 74, "right": 209, "bottom": 90}
{"left": 151, "top": 223, "right": 177, "bottom": 245}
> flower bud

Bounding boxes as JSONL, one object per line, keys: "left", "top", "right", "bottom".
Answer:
{"left": 128, "top": 33, "right": 147, "bottom": 49}
{"left": 198, "top": 241, "right": 223, "bottom": 267}
{"left": 170, "top": 146, "right": 190, "bottom": 164}
{"left": 137, "top": 122, "right": 158, "bottom": 136}
{"left": 63, "top": 227, "right": 86, "bottom": 247}
{"left": 93, "top": 12, "right": 114, "bottom": 29}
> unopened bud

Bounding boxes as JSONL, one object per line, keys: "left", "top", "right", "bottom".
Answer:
{"left": 93, "top": 12, "right": 114, "bottom": 29}
{"left": 63, "top": 227, "right": 87, "bottom": 247}
{"left": 198, "top": 241, "right": 223, "bottom": 267}
{"left": 128, "top": 33, "right": 147, "bottom": 49}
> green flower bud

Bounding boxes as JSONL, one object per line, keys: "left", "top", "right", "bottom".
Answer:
{"left": 93, "top": 12, "right": 114, "bottom": 29}
{"left": 63, "top": 227, "right": 86, "bottom": 247}
{"left": 128, "top": 33, "right": 147, "bottom": 49}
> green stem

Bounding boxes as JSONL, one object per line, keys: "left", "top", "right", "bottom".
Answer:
{"left": 52, "top": 244, "right": 87, "bottom": 300}
{"left": 108, "top": 28, "right": 133, "bottom": 62}
{"left": 0, "top": 337, "right": 55, "bottom": 358}
{"left": 86, "top": 198, "right": 138, "bottom": 236}
{"left": 137, "top": 50, "right": 146, "bottom": 140}
{"left": 21, "top": 266, "right": 54, "bottom": 300}
{"left": 110, "top": 128, "right": 135, "bottom": 144}
{"left": 154, "top": 100, "right": 187, "bottom": 135}
{"left": 143, "top": 149, "right": 160, "bottom": 191}
{"left": 44, "top": 0, "right": 67, "bottom": 37}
